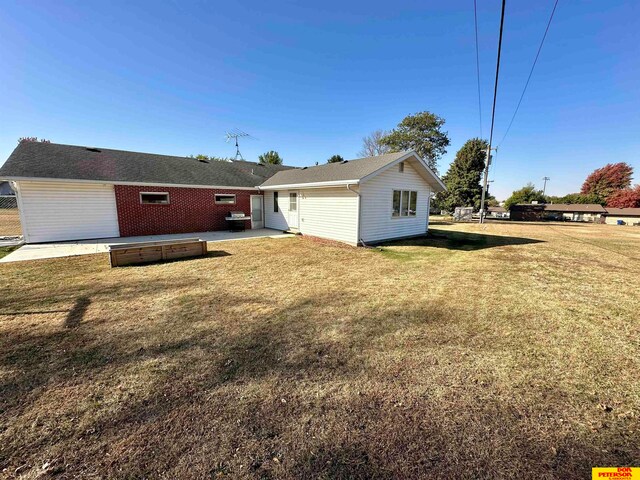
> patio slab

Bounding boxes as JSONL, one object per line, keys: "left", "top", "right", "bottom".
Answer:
{"left": 0, "top": 229, "right": 293, "bottom": 263}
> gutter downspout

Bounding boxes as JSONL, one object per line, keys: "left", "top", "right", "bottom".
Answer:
{"left": 347, "top": 183, "right": 363, "bottom": 246}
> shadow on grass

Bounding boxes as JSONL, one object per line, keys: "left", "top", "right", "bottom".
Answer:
{"left": 377, "top": 228, "right": 544, "bottom": 251}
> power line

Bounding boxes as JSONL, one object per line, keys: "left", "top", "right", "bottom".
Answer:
{"left": 479, "top": 0, "right": 506, "bottom": 223}
{"left": 473, "top": 0, "right": 483, "bottom": 138}
{"left": 497, "top": 0, "right": 559, "bottom": 147}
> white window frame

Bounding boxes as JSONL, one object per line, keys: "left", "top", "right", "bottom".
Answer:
{"left": 214, "top": 193, "right": 236, "bottom": 205}
{"left": 391, "top": 190, "right": 417, "bottom": 218}
{"left": 399, "top": 161, "right": 404, "bottom": 173}
{"left": 140, "top": 192, "right": 170, "bottom": 204}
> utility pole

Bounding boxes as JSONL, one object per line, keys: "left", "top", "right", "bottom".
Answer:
{"left": 479, "top": 146, "right": 497, "bottom": 223}
{"left": 542, "top": 176, "right": 550, "bottom": 196}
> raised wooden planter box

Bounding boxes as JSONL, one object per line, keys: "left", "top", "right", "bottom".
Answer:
{"left": 108, "top": 238, "right": 207, "bottom": 267}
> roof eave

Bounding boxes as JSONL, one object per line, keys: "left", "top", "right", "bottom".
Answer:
{"left": 259, "top": 179, "right": 361, "bottom": 190}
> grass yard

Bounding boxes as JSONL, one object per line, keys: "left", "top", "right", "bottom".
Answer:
{"left": 0, "top": 222, "right": 638, "bottom": 478}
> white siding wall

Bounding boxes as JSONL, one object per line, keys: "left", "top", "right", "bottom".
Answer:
{"left": 16, "top": 181, "right": 120, "bottom": 243}
{"left": 299, "top": 187, "right": 359, "bottom": 245}
{"left": 263, "top": 190, "right": 290, "bottom": 231}
{"left": 359, "top": 161, "right": 431, "bottom": 243}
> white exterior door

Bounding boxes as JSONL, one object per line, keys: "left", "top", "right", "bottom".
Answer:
{"left": 250, "top": 195, "right": 264, "bottom": 229}
{"left": 16, "top": 181, "right": 120, "bottom": 243}
{"left": 288, "top": 192, "right": 299, "bottom": 229}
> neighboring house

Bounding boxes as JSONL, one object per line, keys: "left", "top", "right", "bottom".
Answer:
{"left": 487, "top": 206, "right": 509, "bottom": 218}
{"left": 510, "top": 203, "right": 606, "bottom": 222}
{"left": 0, "top": 181, "right": 14, "bottom": 195}
{"left": 260, "top": 151, "right": 445, "bottom": 245}
{"left": 602, "top": 208, "right": 640, "bottom": 226}
{"left": 0, "top": 142, "right": 445, "bottom": 245}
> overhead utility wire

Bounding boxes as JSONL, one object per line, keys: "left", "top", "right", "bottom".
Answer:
{"left": 479, "top": 0, "right": 506, "bottom": 223}
{"left": 497, "top": 0, "right": 559, "bottom": 147}
{"left": 474, "top": 0, "right": 483, "bottom": 138}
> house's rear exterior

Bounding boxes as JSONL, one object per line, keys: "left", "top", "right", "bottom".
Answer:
{"left": 261, "top": 151, "right": 444, "bottom": 245}
{"left": 0, "top": 143, "right": 291, "bottom": 243}
{"left": 1, "top": 143, "right": 446, "bottom": 245}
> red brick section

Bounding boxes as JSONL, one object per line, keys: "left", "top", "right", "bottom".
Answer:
{"left": 114, "top": 185, "right": 261, "bottom": 237}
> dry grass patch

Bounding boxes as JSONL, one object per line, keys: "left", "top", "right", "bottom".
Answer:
{"left": 0, "top": 222, "right": 638, "bottom": 478}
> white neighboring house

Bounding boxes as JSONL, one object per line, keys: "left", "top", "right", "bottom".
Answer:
{"left": 260, "top": 151, "right": 446, "bottom": 245}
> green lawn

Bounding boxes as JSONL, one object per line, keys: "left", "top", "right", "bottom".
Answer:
{"left": 0, "top": 222, "right": 638, "bottom": 478}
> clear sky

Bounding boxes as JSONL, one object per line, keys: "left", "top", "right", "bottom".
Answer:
{"left": 0, "top": 0, "right": 638, "bottom": 200}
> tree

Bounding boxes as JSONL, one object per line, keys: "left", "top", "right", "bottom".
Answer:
{"left": 437, "top": 138, "right": 488, "bottom": 212}
{"left": 504, "top": 183, "right": 547, "bottom": 210}
{"left": 581, "top": 162, "right": 633, "bottom": 199}
{"left": 606, "top": 185, "right": 640, "bottom": 208}
{"left": 188, "top": 154, "right": 230, "bottom": 162}
{"left": 18, "top": 137, "right": 50, "bottom": 144}
{"left": 327, "top": 154, "right": 344, "bottom": 163}
{"left": 379, "top": 111, "right": 450, "bottom": 172}
{"left": 547, "top": 192, "right": 604, "bottom": 205}
{"left": 358, "top": 130, "right": 391, "bottom": 157}
{"left": 258, "top": 151, "right": 283, "bottom": 165}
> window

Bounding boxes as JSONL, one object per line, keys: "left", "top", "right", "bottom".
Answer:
{"left": 215, "top": 194, "right": 236, "bottom": 205}
{"left": 274, "top": 191, "right": 279, "bottom": 212}
{"left": 392, "top": 190, "right": 417, "bottom": 217}
{"left": 399, "top": 161, "right": 404, "bottom": 173}
{"left": 140, "top": 192, "right": 169, "bottom": 204}
{"left": 289, "top": 192, "right": 297, "bottom": 211}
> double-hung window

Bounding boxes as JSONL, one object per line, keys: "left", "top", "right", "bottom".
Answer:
{"left": 392, "top": 190, "right": 417, "bottom": 217}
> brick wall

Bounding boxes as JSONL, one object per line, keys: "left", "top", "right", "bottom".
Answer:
{"left": 114, "top": 185, "right": 260, "bottom": 237}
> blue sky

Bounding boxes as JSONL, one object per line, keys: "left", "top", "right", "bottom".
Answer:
{"left": 0, "top": 0, "right": 638, "bottom": 200}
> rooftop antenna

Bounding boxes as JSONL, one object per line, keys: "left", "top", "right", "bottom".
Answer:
{"left": 225, "top": 129, "right": 254, "bottom": 160}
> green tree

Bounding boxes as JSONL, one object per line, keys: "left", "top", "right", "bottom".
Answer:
{"left": 504, "top": 183, "right": 547, "bottom": 210}
{"left": 258, "top": 151, "right": 283, "bottom": 165}
{"left": 547, "top": 192, "right": 604, "bottom": 205}
{"left": 327, "top": 154, "right": 344, "bottom": 163}
{"left": 188, "top": 154, "right": 230, "bottom": 162}
{"left": 380, "top": 111, "right": 450, "bottom": 172}
{"left": 437, "top": 138, "right": 488, "bottom": 212}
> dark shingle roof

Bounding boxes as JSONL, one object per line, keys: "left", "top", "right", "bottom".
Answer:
{"left": 605, "top": 207, "right": 640, "bottom": 216}
{"left": 0, "top": 142, "right": 293, "bottom": 188}
{"left": 260, "top": 151, "right": 411, "bottom": 187}
{"left": 543, "top": 204, "right": 606, "bottom": 213}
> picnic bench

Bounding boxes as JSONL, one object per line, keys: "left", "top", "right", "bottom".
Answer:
{"left": 108, "top": 238, "right": 208, "bottom": 267}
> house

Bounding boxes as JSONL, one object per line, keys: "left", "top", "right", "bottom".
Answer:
{"left": 0, "top": 142, "right": 292, "bottom": 243}
{"left": 0, "top": 142, "right": 446, "bottom": 245}
{"left": 602, "top": 208, "right": 640, "bottom": 226}
{"left": 487, "top": 205, "right": 509, "bottom": 218}
{"left": 260, "top": 151, "right": 445, "bottom": 245}
{"left": 510, "top": 203, "right": 606, "bottom": 222}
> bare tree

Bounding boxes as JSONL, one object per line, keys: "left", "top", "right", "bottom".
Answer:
{"left": 358, "top": 130, "right": 391, "bottom": 157}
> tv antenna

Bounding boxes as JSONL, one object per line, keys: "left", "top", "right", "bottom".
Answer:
{"left": 225, "top": 129, "right": 254, "bottom": 160}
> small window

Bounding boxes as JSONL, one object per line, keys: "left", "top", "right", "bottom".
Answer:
{"left": 399, "top": 162, "right": 404, "bottom": 173}
{"left": 392, "top": 190, "right": 417, "bottom": 217}
{"left": 289, "top": 192, "right": 297, "bottom": 211}
{"left": 140, "top": 192, "right": 169, "bottom": 204}
{"left": 274, "top": 191, "right": 279, "bottom": 212}
{"left": 215, "top": 194, "right": 236, "bottom": 205}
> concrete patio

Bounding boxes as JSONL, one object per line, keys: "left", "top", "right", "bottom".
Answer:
{"left": 0, "top": 228, "right": 293, "bottom": 263}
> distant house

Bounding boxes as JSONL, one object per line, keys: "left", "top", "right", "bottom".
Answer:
{"left": 487, "top": 206, "right": 509, "bottom": 218}
{"left": 0, "top": 181, "right": 14, "bottom": 195}
{"left": 510, "top": 204, "right": 606, "bottom": 222}
{"left": 603, "top": 208, "right": 640, "bottom": 226}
